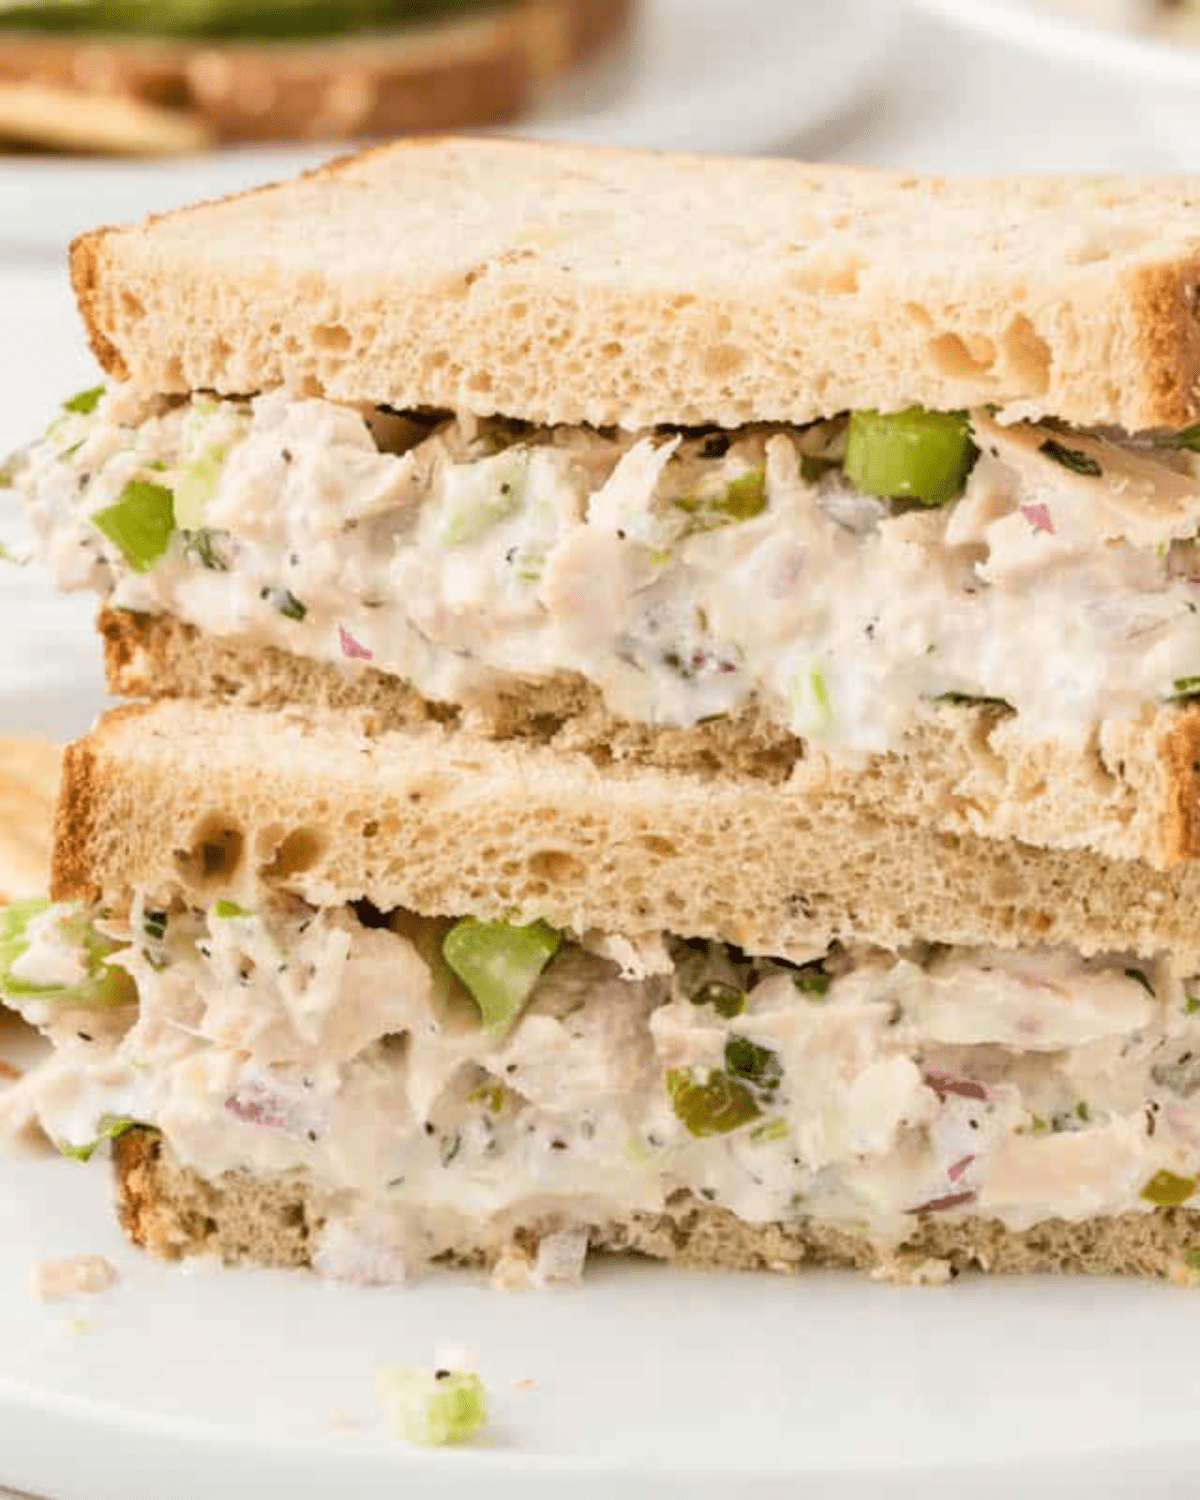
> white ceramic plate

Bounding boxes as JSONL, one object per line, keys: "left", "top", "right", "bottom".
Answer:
{"left": 0, "top": 0, "right": 895, "bottom": 259}
{"left": 4, "top": 1012, "right": 1200, "bottom": 1500}
{"left": 917, "top": 0, "right": 1200, "bottom": 83}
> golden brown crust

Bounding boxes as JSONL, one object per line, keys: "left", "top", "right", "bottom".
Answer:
{"left": 1128, "top": 255, "right": 1200, "bottom": 431}
{"left": 1160, "top": 708, "right": 1200, "bottom": 866}
{"left": 49, "top": 702, "right": 156, "bottom": 905}
{"left": 113, "top": 1127, "right": 1200, "bottom": 1280}
{"left": 0, "top": 0, "right": 634, "bottom": 146}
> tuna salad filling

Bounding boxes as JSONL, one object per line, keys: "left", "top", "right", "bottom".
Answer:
{"left": 10, "top": 385, "right": 1200, "bottom": 758}
{"left": 5, "top": 895, "right": 1200, "bottom": 1279}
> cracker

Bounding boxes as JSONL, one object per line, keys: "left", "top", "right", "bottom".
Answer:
{"left": 0, "top": 738, "right": 60, "bottom": 902}
{"left": 0, "top": 81, "right": 210, "bottom": 156}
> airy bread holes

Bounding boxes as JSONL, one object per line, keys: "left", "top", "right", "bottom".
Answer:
{"left": 1001, "top": 315, "right": 1050, "bottom": 394}
{"left": 262, "top": 827, "right": 324, "bottom": 881}
{"left": 927, "top": 332, "right": 997, "bottom": 380}
{"left": 314, "top": 324, "right": 352, "bottom": 354}
{"left": 175, "top": 819, "right": 244, "bottom": 887}
{"left": 527, "top": 849, "right": 584, "bottom": 882}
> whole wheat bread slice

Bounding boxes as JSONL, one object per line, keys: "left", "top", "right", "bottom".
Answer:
{"left": 100, "top": 606, "right": 1200, "bottom": 872}
{"left": 0, "top": 0, "right": 633, "bottom": 147}
{"left": 71, "top": 138, "right": 1200, "bottom": 430}
{"left": 113, "top": 1128, "right": 1200, "bottom": 1280}
{"left": 50, "top": 698, "right": 1200, "bottom": 967}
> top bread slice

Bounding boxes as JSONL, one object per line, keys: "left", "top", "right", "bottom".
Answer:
{"left": 0, "top": 0, "right": 634, "bottom": 147}
{"left": 71, "top": 138, "right": 1200, "bottom": 431}
{"left": 50, "top": 698, "right": 1200, "bottom": 969}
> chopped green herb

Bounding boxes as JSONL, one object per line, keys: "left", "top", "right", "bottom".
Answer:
{"left": 690, "top": 981, "right": 745, "bottom": 1018}
{"left": 1039, "top": 439, "right": 1102, "bottom": 477}
{"left": 62, "top": 385, "right": 104, "bottom": 416}
{"left": 1029, "top": 1114, "right": 1050, "bottom": 1135}
{"left": 1172, "top": 677, "right": 1200, "bottom": 701}
{"left": 143, "top": 910, "right": 167, "bottom": 942}
{"left": 1186, "top": 994, "right": 1200, "bottom": 1016}
{"left": 1076, "top": 1100, "right": 1091, "bottom": 1123}
{"left": 666, "top": 1066, "right": 761, "bottom": 1137}
{"left": 184, "top": 529, "right": 227, "bottom": 571}
{"left": 1156, "top": 424, "right": 1200, "bottom": 453}
{"left": 1184, "top": 1248, "right": 1200, "bottom": 1273}
{"left": 750, "top": 1117, "right": 790, "bottom": 1143}
{"left": 58, "top": 1114, "right": 139, "bottom": 1163}
{"left": 91, "top": 480, "right": 175, "bottom": 574}
{"left": 724, "top": 1035, "right": 783, "bottom": 1095}
{"left": 934, "top": 693, "right": 1013, "bottom": 711}
{"left": 1141, "top": 1169, "right": 1198, "bottom": 1208}
{"left": 260, "top": 587, "right": 307, "bottom": 621}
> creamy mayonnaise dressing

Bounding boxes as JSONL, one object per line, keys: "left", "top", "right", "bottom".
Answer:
{"left": 14, "top": 388, "right": 1200, "bottom": 759}
{"left": 5, "top": 897, "right": 1200, "bottom": 1278}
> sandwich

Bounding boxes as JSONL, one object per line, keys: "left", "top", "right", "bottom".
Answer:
{"left": 8, "top": 139, "right": 1200, "bottom": 1283}
{"left": 0, "top": 0, "right": 634, "bottom": 152}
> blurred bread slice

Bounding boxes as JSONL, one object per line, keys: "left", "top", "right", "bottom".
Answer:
{"left": 0, "top": 0, "right": 635, "bottom": 150}
{"left": 0, "top": 738, "right": 61, "bottom": 900}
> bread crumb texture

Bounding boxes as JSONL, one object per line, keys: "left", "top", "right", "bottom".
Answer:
{"left": 114, "top": 1129, "right": 1200, "bottom": 1281}
{"left": 72, "top": 140, "right": 1200, "bottom": 429}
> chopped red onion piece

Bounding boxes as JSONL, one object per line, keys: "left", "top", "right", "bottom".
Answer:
{"left": 924, "top": 1071, "right": 989, "bottom": 1103}
{"left": 906, "top": 1189, "right": 977, "bottom": 1216}
{"left": 224, "top": 1082, "right": 316, "bottom": 1138}
{"left": 339, "top": 625, "right": 374, "bottom": 661}
{"left": 1019, "top": 502, "right": 1055, "bottom": 536}
{"left": 947, "top": 1154, "right": 975, "bottom": 1183}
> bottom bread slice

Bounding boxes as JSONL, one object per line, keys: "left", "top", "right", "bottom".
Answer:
{"left": 114, "top": 1129, "right": 1200, "bottom": 1282}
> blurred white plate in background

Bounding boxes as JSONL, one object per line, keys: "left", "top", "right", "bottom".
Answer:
{"left": 918, "top": 0, "right": 1200, "bottom": 164}
{"left": 0, "top": 0, "right": 895, "bottom": 259}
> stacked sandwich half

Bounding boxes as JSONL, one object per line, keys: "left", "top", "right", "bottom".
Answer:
{"left": 7, "top": 140, "right": 1200, "bottom": 1283}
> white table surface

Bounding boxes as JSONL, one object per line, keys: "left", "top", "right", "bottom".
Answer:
{"left": 0, "top": 7, "right": 1187, "bottom": 1498}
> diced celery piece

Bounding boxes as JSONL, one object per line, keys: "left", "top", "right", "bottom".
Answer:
{"left": 1141, "top": 1170, "right": 1198, "bottom": 1208}
{"left": 174, "top": 449, "right": 227, "bottom": 530}
{"left": 91, "top": 480, "right": 175, "bottom": 573}
{"left": 58, "top": 1114, "right": 139, "bottom": 1163}
{"left": 213, "top": 900, "right": 253, "bottom": 920}
{"left": 674, "top": 466, "right": 767, "bottom": 532}
{"left": 0, "top": 898, "right": 133, "bottom": 1007}
{"left": 376, "top": 1367, "right": 488, "bottom": 1447}
{"left": 442, "top": 917, "right": 560, "bottom": 1039}
{"left": 62, "top": 385, "right": 104, "bottom": 416}
{"left": 844, "top": 408, "right": 974, "bottom": 506}
{"left": 666, "top": 1067, "right": 761, "bottom": 1137}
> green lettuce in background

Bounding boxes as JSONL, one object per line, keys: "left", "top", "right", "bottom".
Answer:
{"left": 0, "top": 0, "right": 491, "bottom": 40}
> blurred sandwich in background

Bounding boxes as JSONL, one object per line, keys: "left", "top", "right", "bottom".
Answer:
{"left": 0, "top": 0, "right": 636, "bottom": 155}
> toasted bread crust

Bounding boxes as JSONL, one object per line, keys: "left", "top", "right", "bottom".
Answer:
{"left": 67, "top": 143, "right": 1200, "bottom": 431}
{"left": 112, "top": 1127, "right": 1200, "bottom": 1280}
{"left": 98, "top": 605, "right": 1200, "bottom": 870}
{"left": 0, "top": 0, "right": 634, "bottom": 146}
